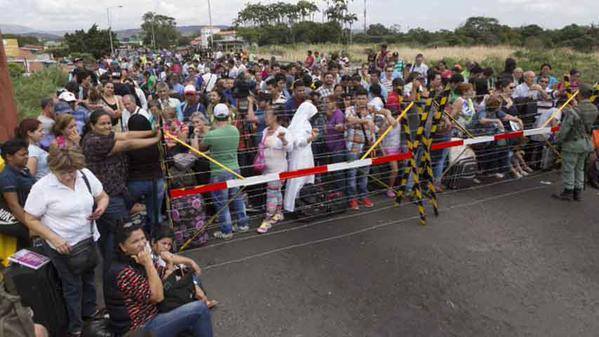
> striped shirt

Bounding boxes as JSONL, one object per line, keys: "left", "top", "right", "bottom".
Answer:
{"left": 116, "top": 266, "right": 158, "bottom": 330}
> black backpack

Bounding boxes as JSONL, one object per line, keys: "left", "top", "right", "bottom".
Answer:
{"left": 294, "top": 184, "right": 327, "bottom": 221}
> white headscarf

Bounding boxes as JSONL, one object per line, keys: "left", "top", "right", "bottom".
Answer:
{"left": 287, "top": 100, "right": 318, "bottom": 142}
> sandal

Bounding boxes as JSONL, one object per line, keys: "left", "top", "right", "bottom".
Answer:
{"left": 257, "top": 220, "right": 272, "bottom": 234}
{"left": 206, "top": 299, "right": 218, "bottom": 309}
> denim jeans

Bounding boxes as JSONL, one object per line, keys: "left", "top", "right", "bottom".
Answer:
{"left": 127, "top": 178, "right": 166, "bottom": 233}
{"left": 210, "top": 171, "right": 248, "bottom": 234}
{"left": 432, "top": 136, "right": 451, "bottom": 184}
{"left": 43, "top": 242, "right": 97, "bottom": 334}
{"left": 96, "top": 195, "right": 129, "bottom": 281}
{"left": 328, "top": 150, "right": 347, "bottom": 193}
{"left": 346, "top": 152, "right": 370, "bottom": 200}
{"left": 143, "top": 300, "right": 213, "bottom": 337}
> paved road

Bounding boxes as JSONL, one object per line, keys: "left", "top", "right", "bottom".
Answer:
{"left": 186, "top": 171, "right": 599, "bottom": 337}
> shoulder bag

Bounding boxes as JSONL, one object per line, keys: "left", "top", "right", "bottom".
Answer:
{"left": 64, "top": 171, "right": 99, "bottom": 275}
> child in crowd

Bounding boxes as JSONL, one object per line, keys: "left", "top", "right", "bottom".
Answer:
{"left": 151, "top": 226, "right": 218, "bottom": 309}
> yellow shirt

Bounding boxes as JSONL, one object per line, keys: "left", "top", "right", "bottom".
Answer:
{"left": 0, "top": 156, "right": 5, "bottom": 173}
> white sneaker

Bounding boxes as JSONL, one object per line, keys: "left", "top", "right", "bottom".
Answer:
{"left": 237, "top": 225, "right": 250, "bottom": 233}
{"left": 213, "top": 231, "right": 233, "bottom": 240}
{"left": 494, "top": 173, "right": 505, "bottom": 179}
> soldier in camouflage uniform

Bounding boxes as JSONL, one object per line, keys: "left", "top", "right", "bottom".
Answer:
{"left": 553, "top": 84, "right": 599, "bottom": 201}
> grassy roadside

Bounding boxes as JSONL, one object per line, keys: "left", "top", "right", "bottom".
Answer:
{"left": 254, "top": 44, "right": 599, "bottom": 81}
{"left": 11, "top": 66, "right": 68, "bottom": 119}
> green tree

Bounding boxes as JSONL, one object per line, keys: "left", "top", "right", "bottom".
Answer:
{"left": 141, "top": 12, "right": 180, "bottom": 49}
{"left": 367, "top": 24, "right": 390, "bottom": 36}
{"left": 455, "top": 17, "right": 506, "bottom": 45}
{"left": 296, "top": 0, "right": 319, "bottom": 21}
{"left": 64, "top": 24, "right": 118, "bottom": 58}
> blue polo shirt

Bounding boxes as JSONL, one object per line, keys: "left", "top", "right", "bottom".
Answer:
{"left": 0, "top": 165, "right": 36, "bottom": 206}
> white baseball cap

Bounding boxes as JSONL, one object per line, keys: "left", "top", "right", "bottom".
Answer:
{"left": 58, "top": 91, "right": 77, "bottom": 102}
{"left": 184, "top": 85, "right": 197, "bottom": 95}
{"left": 367, "top": 100, "right": 384, "bottom": 112}
{"left": 213, "top": 103, "right": 230, "bottom": 119}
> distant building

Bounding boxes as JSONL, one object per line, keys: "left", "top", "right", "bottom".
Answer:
{"left": 191, "top": 28, "right": 244, "bottom": 50}
{"left": 3, "top": 39, "right": 55, "bottom": 73}
{"left": 198, "top": 27, "right": 221, "bottom": 48}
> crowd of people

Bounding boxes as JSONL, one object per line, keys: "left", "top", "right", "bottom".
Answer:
{"left": 1, "top": 43, "right": 598, "bottom": 337}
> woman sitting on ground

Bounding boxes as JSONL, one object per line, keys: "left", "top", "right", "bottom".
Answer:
{"left": 105, "top": 221, "right": 213, "bottom": 337}
{"left": 151, "top": 227, "right": 217, "bottom": 308}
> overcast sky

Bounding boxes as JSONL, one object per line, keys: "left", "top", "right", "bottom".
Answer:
{"left": 1, "top": 0, "right": 598, "bottom": 32}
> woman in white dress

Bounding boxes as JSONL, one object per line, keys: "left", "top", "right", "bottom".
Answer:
{"left": 283, "top": 100, "right": 319, "bottom": 212}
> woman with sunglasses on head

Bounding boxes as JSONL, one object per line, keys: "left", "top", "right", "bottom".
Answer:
{"left": 23, "top": 147, "right": 109, "bottom": 337}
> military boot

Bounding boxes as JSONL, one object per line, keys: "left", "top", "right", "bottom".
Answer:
{"left": 552, "top": 189, "right": 573, "bottom": 201}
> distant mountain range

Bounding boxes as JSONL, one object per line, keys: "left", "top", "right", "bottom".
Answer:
{"left": 0, "top": 24, "right": 230, "bottom": 41}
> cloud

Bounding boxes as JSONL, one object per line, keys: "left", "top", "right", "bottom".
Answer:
{"left": 0, "top": 0, "right": 598, "bottom": 32}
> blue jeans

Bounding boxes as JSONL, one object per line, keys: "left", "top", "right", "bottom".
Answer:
{"left": 143, "top": 300, "right": 213, "bottom": 337}
{"left": 127, "top": 178, "right": 166, "bottom": 233}
{"left": 210, "top": 171, "right": 248, "bottom": 234}
{"left": 432, "top": 137, "right": 451, "bottom": 183}
{"left": 43, "top": 242, "right": 97, "bottom": 334}
{"left": 329, "top": 150, "right": 347, "bottom": 193}
{"left": 346, "top": 152, "right": 370, "bottom": 200}
{"left": 96, "top": 195, "right": 129, "bottom": 281}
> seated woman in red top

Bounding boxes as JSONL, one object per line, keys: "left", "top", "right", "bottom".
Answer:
{"left": 105, "top": 221, "right": 213, "bottom": 337}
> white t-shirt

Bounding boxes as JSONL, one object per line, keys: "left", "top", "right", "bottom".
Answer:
{"left": 121, "top": 107, "right": 153, "bottom": 132}
{"left": 24, "top": 168, "right": 103, "bottom": 249}
{"left": 202, "top": 73, "right": 218, "bottom": 92}
{"left": 28, "top": 144, "right": 49, "bottom": 180}
{"left": 532, "top": 107, "right": 561, "bottom": 142}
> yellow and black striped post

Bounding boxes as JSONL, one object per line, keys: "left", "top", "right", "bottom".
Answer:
{"left": 418, "top": 89, "right": 452, "bottom": 217}
{"left": 396, "top": 103, "right": 418, "bottom": 205}
{"left": 395, "top": 100, "right": 428, "bottom": 225}
{"left": 413, "top": 99, "right": 434, "bottom": 224}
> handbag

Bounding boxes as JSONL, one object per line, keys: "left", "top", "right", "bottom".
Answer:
{"left": 158, "top": 271, "right": 197, "bottom": 313}
{"left": 64, "top": 171, "right": 99, "bottom": 275}
{"left": 253, "top": 134, "right": 266, "bottom": 173}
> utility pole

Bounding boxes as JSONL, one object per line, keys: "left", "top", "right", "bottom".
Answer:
{"left": 107, "top": 5, "right": 123, "bottom": 56}
{"left": 363, "top": 0, "right": 366, "bottom": 33}
{"left": 207, "top": 0, "right": 213, "bottom": 49}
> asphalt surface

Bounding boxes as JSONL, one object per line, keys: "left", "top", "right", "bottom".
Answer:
{"left": 184, "top": 171, "right": 599, "bottom": 337}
